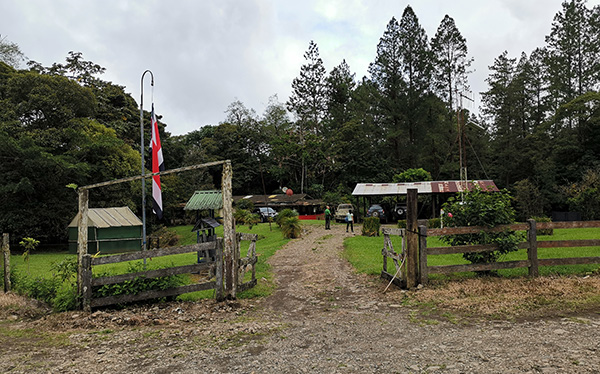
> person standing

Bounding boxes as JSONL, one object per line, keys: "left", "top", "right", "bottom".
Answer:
{"left": 324, "top": 206, "right": 331, "bottom": 230}
{"left": 346, "top": 210, "right": 354, "bottom": 233}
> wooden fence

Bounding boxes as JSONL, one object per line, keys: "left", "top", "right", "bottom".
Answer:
{"left": 419, "top": 219, "right": 600, "bottom": 284}
{"left": 81, "top": 240, "right": 223, "bottom": 312}
{"left": 80, "top": 232, "right": 259, "bottom": 312}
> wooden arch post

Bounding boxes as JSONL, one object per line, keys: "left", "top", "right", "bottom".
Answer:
{"left": 221, "top": 160, "right": 237, "bottom": 300}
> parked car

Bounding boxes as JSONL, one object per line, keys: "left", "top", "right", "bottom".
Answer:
{"left": 365, "top": 203, "right": 390, "bottom": 223}
{"left": 334, "top": 204, "right": 355, "bottom": 223}
{"left": 392, "top": 204, "right": 407, "bottom": 220}
{"left": 253, "top": 207, "right": 278, "bottom": 222}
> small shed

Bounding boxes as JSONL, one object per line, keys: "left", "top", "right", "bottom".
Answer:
{"left": 68, "top": 207, "right": 142, "bottom": 254}
{"left": 184, "top": 190, "right": 223, "bottom": 243}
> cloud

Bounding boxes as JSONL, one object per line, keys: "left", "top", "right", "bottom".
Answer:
{"left": 3, "top": 0, "right": 600, "bottom": 135}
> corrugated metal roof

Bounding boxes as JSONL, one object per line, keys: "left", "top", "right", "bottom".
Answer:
{"left": 352, "top": 180, "right": 499, "bottom": 196}
{"left": 184, "top": 190, "right": 223, "bottom": 211}
{"left": 68, "top": 207, "right": 142, "bottom": 228}
{"left": 233, "top": 193, "right": 314, "bottom": 206}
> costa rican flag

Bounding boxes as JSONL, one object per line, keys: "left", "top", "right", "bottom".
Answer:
{"left": 150, "top": 104, "right": 165, "bottom": 219}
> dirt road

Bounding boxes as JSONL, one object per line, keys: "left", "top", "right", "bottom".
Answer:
{"left": 2, "top": 223, "right": 599, "bottom": 373}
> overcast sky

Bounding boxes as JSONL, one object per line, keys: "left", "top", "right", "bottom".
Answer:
{"left": 3, "top": 0, "right": 599, "bottom": 136}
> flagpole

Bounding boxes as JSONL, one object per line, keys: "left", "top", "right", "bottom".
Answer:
{"left": 140, "top": 70, "right": 154, "bottom": 263}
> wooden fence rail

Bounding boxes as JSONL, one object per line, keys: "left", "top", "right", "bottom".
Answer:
{"left": 419, "top": 219, "right": 600, "bottom": 285}
{"left": 81, "top": 240, "right": 223, "bottom": 312}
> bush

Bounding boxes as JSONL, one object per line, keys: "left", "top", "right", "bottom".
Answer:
{"left": 428, "top": 218, "right": 442, "bottom": 228}
{"left": 397, "top": 220, "right": 406, "bottom": 229}
{"left": 280, "top": 216, "right": 302, "bottom": 239}
{"left": 234, "top": 209, "right": 261, "bottom": 229}
{"left": 236, "top": 198, "right": 255, "bottom": 211}
{"left": 93, "top": 261, "right": 186, "bottom": 302}
{"left": 275, "top": 208, "right": 298, "bottom": 227}
{"left": 52, "top": 282, "right": 78, "bottom": 312}
{"left": 531, "top": 216, "right": 553, "bottom": 236}
{"left": 362, "top": 217, "right": 381, "bottom": 236}
{"left": 16, "top": 275, "right": 60, "bottom": 303}
{"left": 149, "top": 225, "right": 180, "bottom": 248}
{"left": 441, "top": 188, "right": 524, "bottom": 266}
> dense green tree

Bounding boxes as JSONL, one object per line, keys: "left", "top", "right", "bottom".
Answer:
{"left": 545, "top": 0, "right": 598, "bottom": 113}
{"left": 287, "top": 40, "right": 328, "bottom": 136}
{"left": 325, "top": 59, "right": 356, "bottom": 134}
{"left": 430, "top": 15, "right": 473, "bottom": 109}
{"left": 287, "top": 41, "right": 329, "bottom": 193}
{"left": 0, "top": 35, "right": 26, "bottom": 69}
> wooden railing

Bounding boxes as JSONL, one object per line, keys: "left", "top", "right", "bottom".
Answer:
{"left": 80, "top": 241, "right": 223, "bottom": 312}
{"left": 419, "top": 220, "right": 600, "bottom": 284}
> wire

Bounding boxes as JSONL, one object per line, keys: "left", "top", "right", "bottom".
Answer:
{"left": 466, "top": 136, "right": 490, "bottom": 180}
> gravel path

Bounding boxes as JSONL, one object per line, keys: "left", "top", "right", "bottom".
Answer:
{"left": 2, "top": 223, "right": 599, "bottom": 373}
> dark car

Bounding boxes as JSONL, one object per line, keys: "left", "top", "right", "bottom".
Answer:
{"left": 365, "top": 204, "right": 390, "bottom": 223}
{"left": 392, "top": 204, "right": 407, "bottom": 220}
{"left": 253, "top": 207, "right": 278, "bottom": 222}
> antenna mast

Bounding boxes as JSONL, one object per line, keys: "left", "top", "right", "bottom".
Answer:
{"left": 457, "top": 91, "right": 474, "bottom": 199}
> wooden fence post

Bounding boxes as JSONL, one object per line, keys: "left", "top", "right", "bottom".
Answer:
{"left": 3, "top": 233, "right": 10, "bottom": 292}
{"left": 81, "top": 254, "right": 92, "bottom": 312}
{"left": 215, "top": 238, "right": 224, "bottom": 301}
{"left": 419, "top": 226, "right": 428, "bottom": 285}
{"left": 406, "top": 188, "right": 419, "bottom": 288}
{"left": 221, "top": 160, "right": 236, "bottom": 299}
{"left": 527, "top": 219, "right": 539, "bottom": 277}
{"left": 77, "top": 189, "right": 89, "bottom": 309}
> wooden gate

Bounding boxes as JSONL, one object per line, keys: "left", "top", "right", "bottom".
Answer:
{"left": 237, "top": 232, "right": 258, "bottom": 292}
{"left": 76, "top": 160, "right": 245, "bottom": 310}
{"left": 381, "top": 227, "right": 406, "bottom": 289}
{"left": 81, "top": 241, "right": 223, "bottom": 312}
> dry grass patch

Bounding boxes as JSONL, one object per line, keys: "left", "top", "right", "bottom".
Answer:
{"left": 0, "top": 292, "right": 51, "bottom": 321}
{"left": 404, "top": 275, "right": 600, "bottom": 322}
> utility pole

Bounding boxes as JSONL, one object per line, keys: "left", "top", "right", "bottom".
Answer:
{"left": 457, "top": 91, "right": 473, "bottom": 200}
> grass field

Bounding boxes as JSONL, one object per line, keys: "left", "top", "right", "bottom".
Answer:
{"left": 342, "top": 227, "right": 600, "bottom": 279}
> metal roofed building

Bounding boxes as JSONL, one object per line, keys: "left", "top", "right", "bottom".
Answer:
{"left": 68, "top": 206, "right": 142, "bottom": 254}
{"left": 352, "top": 180, "right": 498, "bottom": 196}
{"left": 352, "top": 180, "right": 499, "bottom": 220}
{"left": 233, "top": 193, "right": 324, "bottom": 217}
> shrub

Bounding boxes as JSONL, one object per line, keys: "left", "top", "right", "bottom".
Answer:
{"left": 532, "top": 216, "right": 553, "bottom": 236}
{"left": 234, "top": 209, "right": 261, "bottom": 229}
{"left": 397, "top": 220, "right": 406, "bottom": 229}
{"left": 52, "top": 282, "right": 78, "bottom": 312}
{"left": 93, "top": 261, "right": 186, "bottom": 302}
{"left": 149, "top": 225, "right": 180, "bottom": 248}
{"left": 19, "top": 237, "right": 40, "bottom": 273}
{"left": 13, "top": 272, "right": 60, "bottom": 305}
{"left": 280, "top": 216, "right": 302, "bottom": 239}
{"left": 428, "top": 218, "right": 442, "bottom": 228}
{"left": 275, "top": 208, "right": 298, "bottom": 227}
{"left": 441, "top": 188, "right": 524, "bottom": 266}
{"left": 236, "top": 198, "right": 254, "bottom": 211}
{"left": 362, "top": 217, "right": 381, "bottom": 236}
